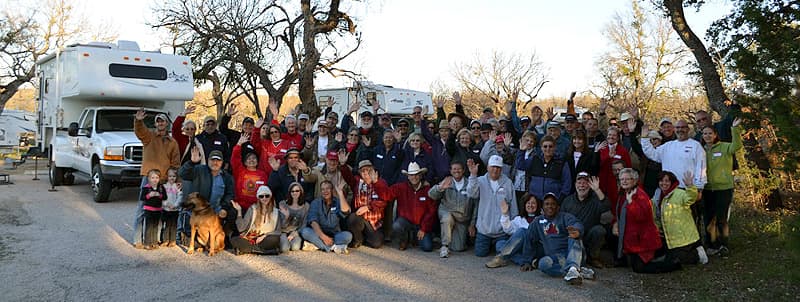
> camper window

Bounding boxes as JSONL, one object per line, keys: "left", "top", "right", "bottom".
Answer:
{"left": 108, "top": 64, "right": 168, "bottom": 80}
{"left": 96, "top": 109, "right": 158, "bottom": 133}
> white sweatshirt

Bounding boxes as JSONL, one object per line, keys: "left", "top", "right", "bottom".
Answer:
{"left": 641, "top": 138, "right": 707, "bottom": 189}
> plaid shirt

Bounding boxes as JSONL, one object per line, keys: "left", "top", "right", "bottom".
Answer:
{"left": 353, "top": 178, "right": 390, "bottom": 229}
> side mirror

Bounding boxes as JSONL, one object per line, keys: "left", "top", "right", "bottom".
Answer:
{"left": 68, "top": 122, "right": 79, "bottom": 137}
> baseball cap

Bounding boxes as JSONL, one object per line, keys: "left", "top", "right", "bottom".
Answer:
{"left": 483, "top": 107, "right": 493, "bottom": 114}
{"left": 327, "top": 112, "right": 339, "bottom": 119}
{"left": 298, "top": 114, "right": 309, "bottom": 120}
{"left": 326, "top": 150, "right": 339, "bottom": 161}
{"left": 565, "top": 114, "right": 578, "bottom": 122}
{"left": 284, "top": 148, "right": 301, "bottom": 159}
{"left": 360, "top": 111, "right": 373, "bottom": 118}
{"left": 397, "top": 118, "right": 410, "bottom": 126}
{"left": 543, "top": 192, "right": 559, "bottom": 201}
{"left": 576, "top": 171, "right": 590, "bottom": 180}
{"left": 380, "top": 113, "right": 392, "bottom": 121}
{"left": 546, "top": 121, "right": 561, "bottom": 129}
{"left": 242, "top": 117, "right": 255, "bottom": 124}
{"left": 470, "top": 120, "right": 481, "bottom": 127}
{"left": 358, "top": 160, "right": 373, "bottom": 170}
{"left": 619, "top": 113, "right": 633, "bottom": 122}
{"left": 480, "top": 123, "right": 492, "bottom": 131}
{"left": 488, "top": 155, "right": 503, "bottom": 167}
{"left": 520, "top": 116, "right": 531, "bottom": 123}
{"left": 208, "top": 150, "right": 223, "bottom": 161}
{"left": 659, "top": 117, "right": 673, "bottom": 126}
{"left": 155, "top": 113, "right": 168, "bottom": 122}
{"left": 203, "top": 115, "right": 217, "bottom": 124}
{"left": 647, "top": 130, "right": 663, "bottom": 140}
{"left": 285, "top": 114, "right": 297, "bottom": 121}
{"left": 438, "top": 120, "right": 449, "bottom": 129}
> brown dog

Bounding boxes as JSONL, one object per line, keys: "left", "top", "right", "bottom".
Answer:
{"left": 180, "top": 192, "right": 225, "bottom": 256}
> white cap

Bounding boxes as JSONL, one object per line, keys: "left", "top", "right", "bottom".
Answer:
{"left": 257, "top": 185, "right": 272, "bottom": 197}
{"left": 298, "top": 113, "right": 310, "bottom": 120}
{"left": 488, "top": 155, "right": 503, "bottom": 167}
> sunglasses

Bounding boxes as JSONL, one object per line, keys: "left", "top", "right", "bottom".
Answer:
{"left": 258, "top": 194, "right": 271, "bottom": 199}
{"left": 348, "top": 134, "right": 358, "bottom": 137}
{"left": 471, "top": 127, "right": 480, "bottom": 130}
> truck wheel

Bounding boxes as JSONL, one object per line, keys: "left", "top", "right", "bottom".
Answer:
{"left": 49, "top": 154, "right": 64, "bottom": 186}
{"left": 91, "top": 164, "right": 112, "bottom": 202}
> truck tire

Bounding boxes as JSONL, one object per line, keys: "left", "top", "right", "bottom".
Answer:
{"left": 49, "top": 153, "right": 64, "bottom": 186}
{"left": 91, "top": 164, "right": 112, "bottom": 202}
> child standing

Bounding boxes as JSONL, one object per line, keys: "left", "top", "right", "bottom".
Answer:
{"left": 141, "top": 169, "right": 167, "bottom": 249}
{"left": 161, "top": 167, "right": 182, "bottom": 247}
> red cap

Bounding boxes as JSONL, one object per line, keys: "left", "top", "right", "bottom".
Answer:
{"left": 326, "top": 150, "right": 339, "bottom": 160}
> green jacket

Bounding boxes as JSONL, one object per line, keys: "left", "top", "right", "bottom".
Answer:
{"left": 654, "top": 186, "right": 699, "bottom": 249}
{"left": 705, "top": 126, "right": 743, "bottom": 191}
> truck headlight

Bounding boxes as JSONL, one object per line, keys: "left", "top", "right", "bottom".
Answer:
{"left": 104, "top": 146, "right": 124, "bottom": 161}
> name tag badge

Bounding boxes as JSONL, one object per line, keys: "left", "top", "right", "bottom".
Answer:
{"left": 331, "top": 207, "right": 337, "bottom": 212}
{"left": 539, "top": 219, "right": 548, "bottom": 224}
{"left": 713, "top": 152, "right": 722, "bottom": 157}
{"left": 419, "top": 197, "right": 427, "bottom": 201}
{"left": 255, "top": 181, "right": 264, "bottom": 185}
{"left": 371, "top": 194, "right": 379, "bottom": 199}
{"left": 376, "top": 154, "right": 384, "bottom": 159}
{"left": 280, "top": 149, "right": 287, "bottom": 153}
{"left": 214, "top": 141, "right": 222, "bottom": 145}
{"left": 613, "top": 155, "right": 622, "bottom": 159}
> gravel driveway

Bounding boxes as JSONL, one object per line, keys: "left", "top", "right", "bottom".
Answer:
{"left": 0, "top": 174, "right": 645, "bottom": 301}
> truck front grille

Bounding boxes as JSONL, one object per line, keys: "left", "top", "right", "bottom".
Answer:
{"left": 125, "top": 146, "right": 143, "bottom": 163}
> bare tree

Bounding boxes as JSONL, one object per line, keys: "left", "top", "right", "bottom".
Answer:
{"left": 0, "top": 0, "right": 116, "bottom": 116}
{"left": 593, "top": 0, "right": 688, "bottom": 118}
{"left": 452, "top": 50, "right": 548, "bottom": 113}
{"left": 154, "top": 0, "right": 361, "bottom": 121}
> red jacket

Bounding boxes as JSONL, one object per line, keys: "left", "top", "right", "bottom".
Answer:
{"left": 345, "top": 173, "right": 391, "bottom": 230}
{"left": 231, "top": 145, "right": 269, "bottom": 212}
{"left": 598, "top": 144, "right": 631, "bottom": 216}
{"left": 251, "top": 126, "right": 293, "bottom": 173}
{"left": 281, "top": 131, "right": 303, "bottom": 150}
{"left": 390, "top": 182, "right": 437, "bottom": 233}
{"left": 618, "top": 186, "right": 662, "bottom": 263}
{"left": 172, "top": 116, "right": 190, "bottom": 155}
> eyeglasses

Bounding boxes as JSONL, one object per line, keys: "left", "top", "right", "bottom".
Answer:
{"left": 258, "top": 194, "right": 271, "bottom": 199}
{"left": 413, "top": 112, "right": 421, "bottom": 115}
{"left": 348, "top": 134, "right": 358, "bottom": 137}
{"left": 290, "top": 190, "right": 301, "bottom": 193}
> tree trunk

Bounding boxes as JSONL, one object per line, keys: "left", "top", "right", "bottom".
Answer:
{"left": 298, "top": 0, "right": 321, "bottom": 122}
{"left": 663, "top": 0, "right": 729, "bottom": 115}
{"left": 0, "top": 75, "right": 33, "bottom": 117}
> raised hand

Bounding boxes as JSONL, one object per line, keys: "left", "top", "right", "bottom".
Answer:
{"left": 230, "top": 201, "right": 242, "bottom": 214}
{"left": 183, "top": 104, "right": 196, "bottom": 116}
{"left": 268, "top": 98, "right": 279, "bottom": 117}
{"left": 190, "top": 146, "right": 201, "bottom": 163}
{"left": 135, "top": 108, "right": 146, "bottom": 121}
{"left": 545, "top": 107, "right": 555, "bottom": 121}
{"left": 504, "top": 132, "right": 512, "bottom": 147}
{"left": 337, "top": 150, "right": 349, "bottom": 165}
{"left": 417, "top": 230, "right": 425, "bottom": 241}
{"left": 519, "top": 137, "right": 530, "bottom": 151}
{"left": 599, "top": 98, "right": 608, "bottom": 113}
{"left": 435, "top": 96, "right": 445, "bottom": 108}
{"left": 567, "top": 226, "right": 580, "bottom": 239}
{"left": 499, "top": 199, "right": 509, "bottom": 215}
{"left": 488, "top": 130, "right": 498, "bottom": 143}
{"left": 268, "top": 156, "right": 280, "bottom": 171}
{"left": 255, "top": 118, "right": 265, "bottom": 129}
{"left": 594, "top": 141, "right": 608, "bottom": 153}
{"left": 279, "top": 203, "right": 289, "bottom": 218}
{"left": 348, "top": 100, "right": 360, "bottom": 114}
{"left": 368, "top": 169, "right": 379, "bottom": 184}
{"left": 589, "top": 176, "right": 601, "bottom": 192}
{"left": 295, "top": 159, "right": 309, "bottom": 172}
{"left": 439, "top": 176, "right": 453, "bottom": 190}
{"left": 237, "top": 133, "right": 250, "bottom": 146}
{"left": 467, "top": 158, "right": 479, "bottom": 176}
{"left": 630, "top": 106, "right": 639, "bottom": 120}
{"left": 227, "top": 103, "right": 237, "bottom": 116}
{"left": 732, "top": 117, "right": 741, "bottom": 127}
{"left": 372, "top": 98, "right": 381, "bottom": 113}
{"left": 683, "top": 171, "right": 694, "bottom": 187}
{"left": 627, "top": 118, "right": 637, "bottom": 134}
{"left": 453, "top": 91, "right": 462, "bottom": 106}
{"left": 640, "top": 124, "right": 650, "bottom": 138}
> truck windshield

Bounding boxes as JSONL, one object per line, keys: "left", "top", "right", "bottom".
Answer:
{"left": 95, "top": 110, "right": 164, "bottom": 133}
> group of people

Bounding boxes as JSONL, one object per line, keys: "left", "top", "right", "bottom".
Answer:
{"left": 130, "top": 92, "right": 742, "bottom": 285}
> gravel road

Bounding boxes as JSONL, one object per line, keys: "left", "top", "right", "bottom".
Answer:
{"left": 0, "top": 171, "right": 646, "bottom": 301}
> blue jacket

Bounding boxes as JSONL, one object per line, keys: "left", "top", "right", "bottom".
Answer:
{"left": 179, "top": 160, "right": 234, "bottom": 214}
{"left": 268, "top": 165, "right": 315, "bottom": 204}
{"left": 305, "top": 196, "right": 349, "bottom": 235}
{"left": 196, "top": 130, "right": 230, "bottom": 163}
{"left": 528, "top": 211, "right": 583, "bottom": 256}
{"left": 398, "top": 144, "right": 434, "bottom": 183}
{"left": 420, "top": 119, "right": 451, "bottom": 180}
{"left": 519, "top": 153, "right": 572, "bottom": 201}
{"left": 369, "top": 143, "right": 404, "bottom": 186}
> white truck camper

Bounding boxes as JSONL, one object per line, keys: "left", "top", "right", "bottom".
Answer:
{"left": 36, "top": 40, "right": 193, "bottom": 202}
{"left": 314, "top": 81, "right": 433, "bottom": 128}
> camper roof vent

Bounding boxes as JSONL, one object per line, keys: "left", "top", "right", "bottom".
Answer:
{"left": 117, "top": 40, "right": 141, "bottom": 51}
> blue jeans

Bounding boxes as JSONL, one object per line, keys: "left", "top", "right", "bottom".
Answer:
{"left": 280, "top": 232, "right": 303, "bottom": 253}
{"left": 392, "top": 217, "right": 433, "bottom": 252}
{"left": 300, "top": 227, "right": 352, "bottom": 252}
{"left": 537, "top": 239, "right": 584, "bottom": 277}
{"left": 475, "top": 232, "right": 510, "bottom": 257}
{"left": 132, "top": 176, "right": 147, "bottom": 245}
{"left": 496, "top": 228, "right": 543, "bottom": 266}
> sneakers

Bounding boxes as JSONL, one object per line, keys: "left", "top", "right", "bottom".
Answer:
{"left": 485, "top": 256, "right": 509, "bottom": 268}
{"left": 332, "top": 244, "right": 349, "bottom": 255}
{"left": 705, "top": 247, "right": 720, "bottom": 257}
{"left": 697, "top": 246, "right": 709, "bottom": 264}
{"left": 564, "top": 266, "right": 582, "bottom": 285}
{"left": 439, "top": 246, "right": 450, "bottom": 258}
{"left": 718, "top": 246, "right": 730, "bottom": 257}
{"left": 399, "top": 241, "right": 408, "bottom": 251}
{"left": 579, "top": 267, "right": 596, "bottom": 280}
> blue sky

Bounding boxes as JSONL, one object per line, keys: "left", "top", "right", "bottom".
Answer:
{"left": 79, "top": 0, "right": 732, "bottom": 98}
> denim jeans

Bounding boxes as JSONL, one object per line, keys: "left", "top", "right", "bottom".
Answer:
{"left": 132, "top": 176, "right": 147, "bottom": 245}
{"left": 496, "top": 228, "right": 543, "bottom": 266}
{"left": 392, "top": 217, "right": 433, "bottom": 252}
{"left": 475, "top": 232, "right": 510, "bottom": 257}
{"left": 300, "top": 227, "right": 353, "bottom": 252}
{"left": 280, "top": 232, "right": 304, "bottom": 253}
{"left": 537, "top": 238, "right": 584, "bottom": 277}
